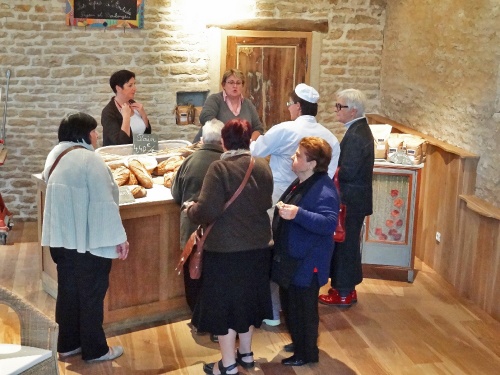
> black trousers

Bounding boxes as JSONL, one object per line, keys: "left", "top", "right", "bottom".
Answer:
{"left": 285, "top": 274, "right": 320, "bottom": 362}
{"left": 50, "top": 247, "right": 111, "bottom": 360}
{"left": 329, "top": 213, "right": 365, "bottom": 291}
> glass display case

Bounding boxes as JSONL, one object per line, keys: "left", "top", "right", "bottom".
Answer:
{"left": 361, "top": 163, "right": 422, "bottom": 282}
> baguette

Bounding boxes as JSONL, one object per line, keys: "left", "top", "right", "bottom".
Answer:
{"left": 128, "top": 159, "right": 153, "bottom": 188}
{"left": 112, "top": 166, "right": 129, "bottom": 186}
{"left": 128, "top": 170, "right": 138, "bottom": 185}
{"left": 155, "top": 155, "right": 185, "bottom": 175}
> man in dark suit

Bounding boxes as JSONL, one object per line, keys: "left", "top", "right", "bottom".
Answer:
{"left": 318, "top": 89, "right": 374, "bottom": 307}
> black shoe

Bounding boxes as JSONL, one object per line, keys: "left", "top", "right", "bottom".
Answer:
{"left": 236, "top": 350, "right": 255, "bottom": 369}
{"left": 283, "top": 343, "right": 295, "bottom": 352}
{"left": 210, "top": 333, "right": 219, "bottom": 343}
{"left": 203, "top": 359, "right": 239, "bottom": 374}
{"left": 281, "top": 355, "right": 308, "bottom": 366}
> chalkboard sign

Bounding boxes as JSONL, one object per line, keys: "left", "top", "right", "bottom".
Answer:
{"left": 66, "top": 0, "right": 144, "bottom": 29}
{"left": 133, "top": 134, "right": 158, "bottom": 154}
{"left": 74, "top": 0, "right": 136, "bottom": 20}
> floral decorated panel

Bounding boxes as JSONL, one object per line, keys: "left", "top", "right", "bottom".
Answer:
{"left": 367, "top": 173, "right": 411, "bottom": 244}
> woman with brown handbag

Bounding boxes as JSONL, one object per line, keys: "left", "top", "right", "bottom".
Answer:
{"left": 185, "top": 118, "right": 273, "bottom": 375}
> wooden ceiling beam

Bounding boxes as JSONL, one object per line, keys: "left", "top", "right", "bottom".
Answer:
{"left": 207, "top": 19, "right": 329, "bottom": 33}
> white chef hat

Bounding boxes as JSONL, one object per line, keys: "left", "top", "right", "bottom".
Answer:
{"left": 294, "top": 83, "right": 319, "bottom": 104}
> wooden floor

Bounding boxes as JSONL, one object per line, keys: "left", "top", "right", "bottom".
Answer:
{"left": 1, "top": 223, "right": 499, "bottom": 375}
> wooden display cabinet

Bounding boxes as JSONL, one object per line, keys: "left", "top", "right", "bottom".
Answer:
{"left": 361, "top": 163, "right": 422, "bottom": 282}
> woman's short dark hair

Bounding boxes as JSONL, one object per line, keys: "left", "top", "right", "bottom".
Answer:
{"left": 58, "top": 112, "right": 97, "bottom": 144}
{"left": 109, "top": 70, "right": 135, "bottom": 94}
{"left": 289, "top": 91, "right": 318, "bottom": 117}
{"left": 299, "top": 136, "right": 332, "bottom": 173}
{"left": 221, "top": 118, "right": 252, "bottom": 150}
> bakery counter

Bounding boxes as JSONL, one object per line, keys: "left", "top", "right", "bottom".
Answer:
{"left": 32, "top": 174, "right": 189, "bottom": 331}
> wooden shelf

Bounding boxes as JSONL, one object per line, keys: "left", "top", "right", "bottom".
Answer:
{"left": 460, "top": 195, "right": 500, "bottom": 220}
{"left": 367, "top": 113, "right": 479, "bottom": 159}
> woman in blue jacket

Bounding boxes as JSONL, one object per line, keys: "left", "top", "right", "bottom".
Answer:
{"left": 272, "top": 136, "right": 339, "bottom": 367}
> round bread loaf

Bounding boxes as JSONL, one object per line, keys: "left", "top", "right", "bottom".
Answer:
{"left": 128, "top": 185, "right": 147, "bottom": 198}
{"left": 128, "top": 159, "right": 153, "bottom": 188}
{"left": 112, "top": 166, "right": 130, "bottom": 186}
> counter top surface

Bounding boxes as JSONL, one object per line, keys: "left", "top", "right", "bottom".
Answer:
{"left": 120, "top": 183, "right": 174, "bottom": 206}
{"left": 374, "top": 160, "right": 424, "bottom": 170}
{"left": 32, "top": 173, "right": 175, "bottom": 206}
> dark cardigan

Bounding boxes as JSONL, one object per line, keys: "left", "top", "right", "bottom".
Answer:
{"left": 187, "top": 154, "right": 273, "bottom": 253}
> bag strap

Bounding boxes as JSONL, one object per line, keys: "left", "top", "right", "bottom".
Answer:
{"left": 199, "top": 156, "right": 255, "bottom": 243}
{"left": 47, "top": 145, "right": 86, "bottom": 180}
{"left": 333, "top": 166, "right": 341, "bottom": 193}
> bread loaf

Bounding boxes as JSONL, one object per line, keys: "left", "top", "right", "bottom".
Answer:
{"left": 128, "top": 185, "right": 147, "bottom": 198}
{"left": 128, "top": 170, "right": 138, "bottom": 185}
{"left": 128, "top": 159, "right": 153, "bottom": 188}
{"left": 112, "top": 166, "right": 130, "bottom": 186}
{"left": 155, "top": 156, "right": 185, "bottom": 175}
{"left": 163, "top": 171, "right": 176, "bottom": 188}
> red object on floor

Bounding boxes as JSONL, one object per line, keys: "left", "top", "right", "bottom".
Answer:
{"left": 318, "top": 293, "right": 352, "bottom": 306}
{"left": 327, "top": 288, "right": 357, "bottom": 302}
{"left": 318, "top": 291, "right": 353, "bottom": 307}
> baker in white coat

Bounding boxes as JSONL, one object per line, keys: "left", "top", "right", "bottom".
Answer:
{"left": 250, "top": 83, "right": 340, "bottom": 327}
{"left": 251, "top": 84, "right": 340, "bottom": 203}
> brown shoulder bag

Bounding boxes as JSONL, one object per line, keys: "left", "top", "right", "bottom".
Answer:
{"left": 175, "top": 157, "right": 255, "bottom": 279}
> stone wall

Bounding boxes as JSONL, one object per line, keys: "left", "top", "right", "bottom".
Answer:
{"left": 380, "top": 0, "right": 500, "bottom": 207}
{"left": 0, "top": 0, "right": 386, "bottom": 220}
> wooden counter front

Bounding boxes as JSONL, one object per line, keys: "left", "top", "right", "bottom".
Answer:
{"left": 32, "top": 175, "right": 189, "bottom": 331}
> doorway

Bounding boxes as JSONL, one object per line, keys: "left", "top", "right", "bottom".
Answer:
{"left": 222, "top": 30, "right": 312, "bottom": 130}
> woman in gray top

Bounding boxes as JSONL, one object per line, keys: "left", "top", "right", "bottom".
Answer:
{"left": 193, "top": 69, "right": 264, "bottom": 143}
{"left": 42, "top": 112, "right": 129, "bottom": 363}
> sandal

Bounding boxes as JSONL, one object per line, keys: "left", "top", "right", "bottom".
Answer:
{"left": 203, "top": 359, "right": 240, "bottom": 375}
{"left": 236, "top": 350, "right": 255, "bottom": 369}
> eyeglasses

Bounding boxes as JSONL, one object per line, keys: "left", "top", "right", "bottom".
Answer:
{"left": 286, "top": 101, "right": 296, "bottom": 107}
{"left": 335, "top": 103, "right": 349, "bottom": 111}
{"left": 226, "top": 81, "right": 242, "bottom": 86}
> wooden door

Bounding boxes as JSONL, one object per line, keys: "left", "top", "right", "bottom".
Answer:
{"left": 224, "top": 31, "right": 311, "bottom": 130}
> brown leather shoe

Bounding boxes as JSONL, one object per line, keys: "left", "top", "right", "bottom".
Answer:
{"left": 318, "top": 292, "right": 353, "bottom": 307}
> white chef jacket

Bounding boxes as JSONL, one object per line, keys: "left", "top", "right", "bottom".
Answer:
{"left": 250, "top": 115, "right": 340, "bottom": 203}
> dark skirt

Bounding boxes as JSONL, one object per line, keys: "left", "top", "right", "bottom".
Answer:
{"left": 191, "top": 247, "right": 273, "bottom": 335}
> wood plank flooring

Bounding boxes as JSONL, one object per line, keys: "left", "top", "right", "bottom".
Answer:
{"left": 1, "top": 222, "right": 499, "bottom": 374}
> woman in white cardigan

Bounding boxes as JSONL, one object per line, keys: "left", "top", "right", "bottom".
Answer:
{"left": 41, "top": 112, "right": 129, "bottom": 362}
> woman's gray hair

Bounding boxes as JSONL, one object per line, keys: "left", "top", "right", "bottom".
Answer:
{"left": 201, "top": 119, "right": 224, "bottom": 144}
{"left": 336, "top": 89, "right": 367, "bottom": 118}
